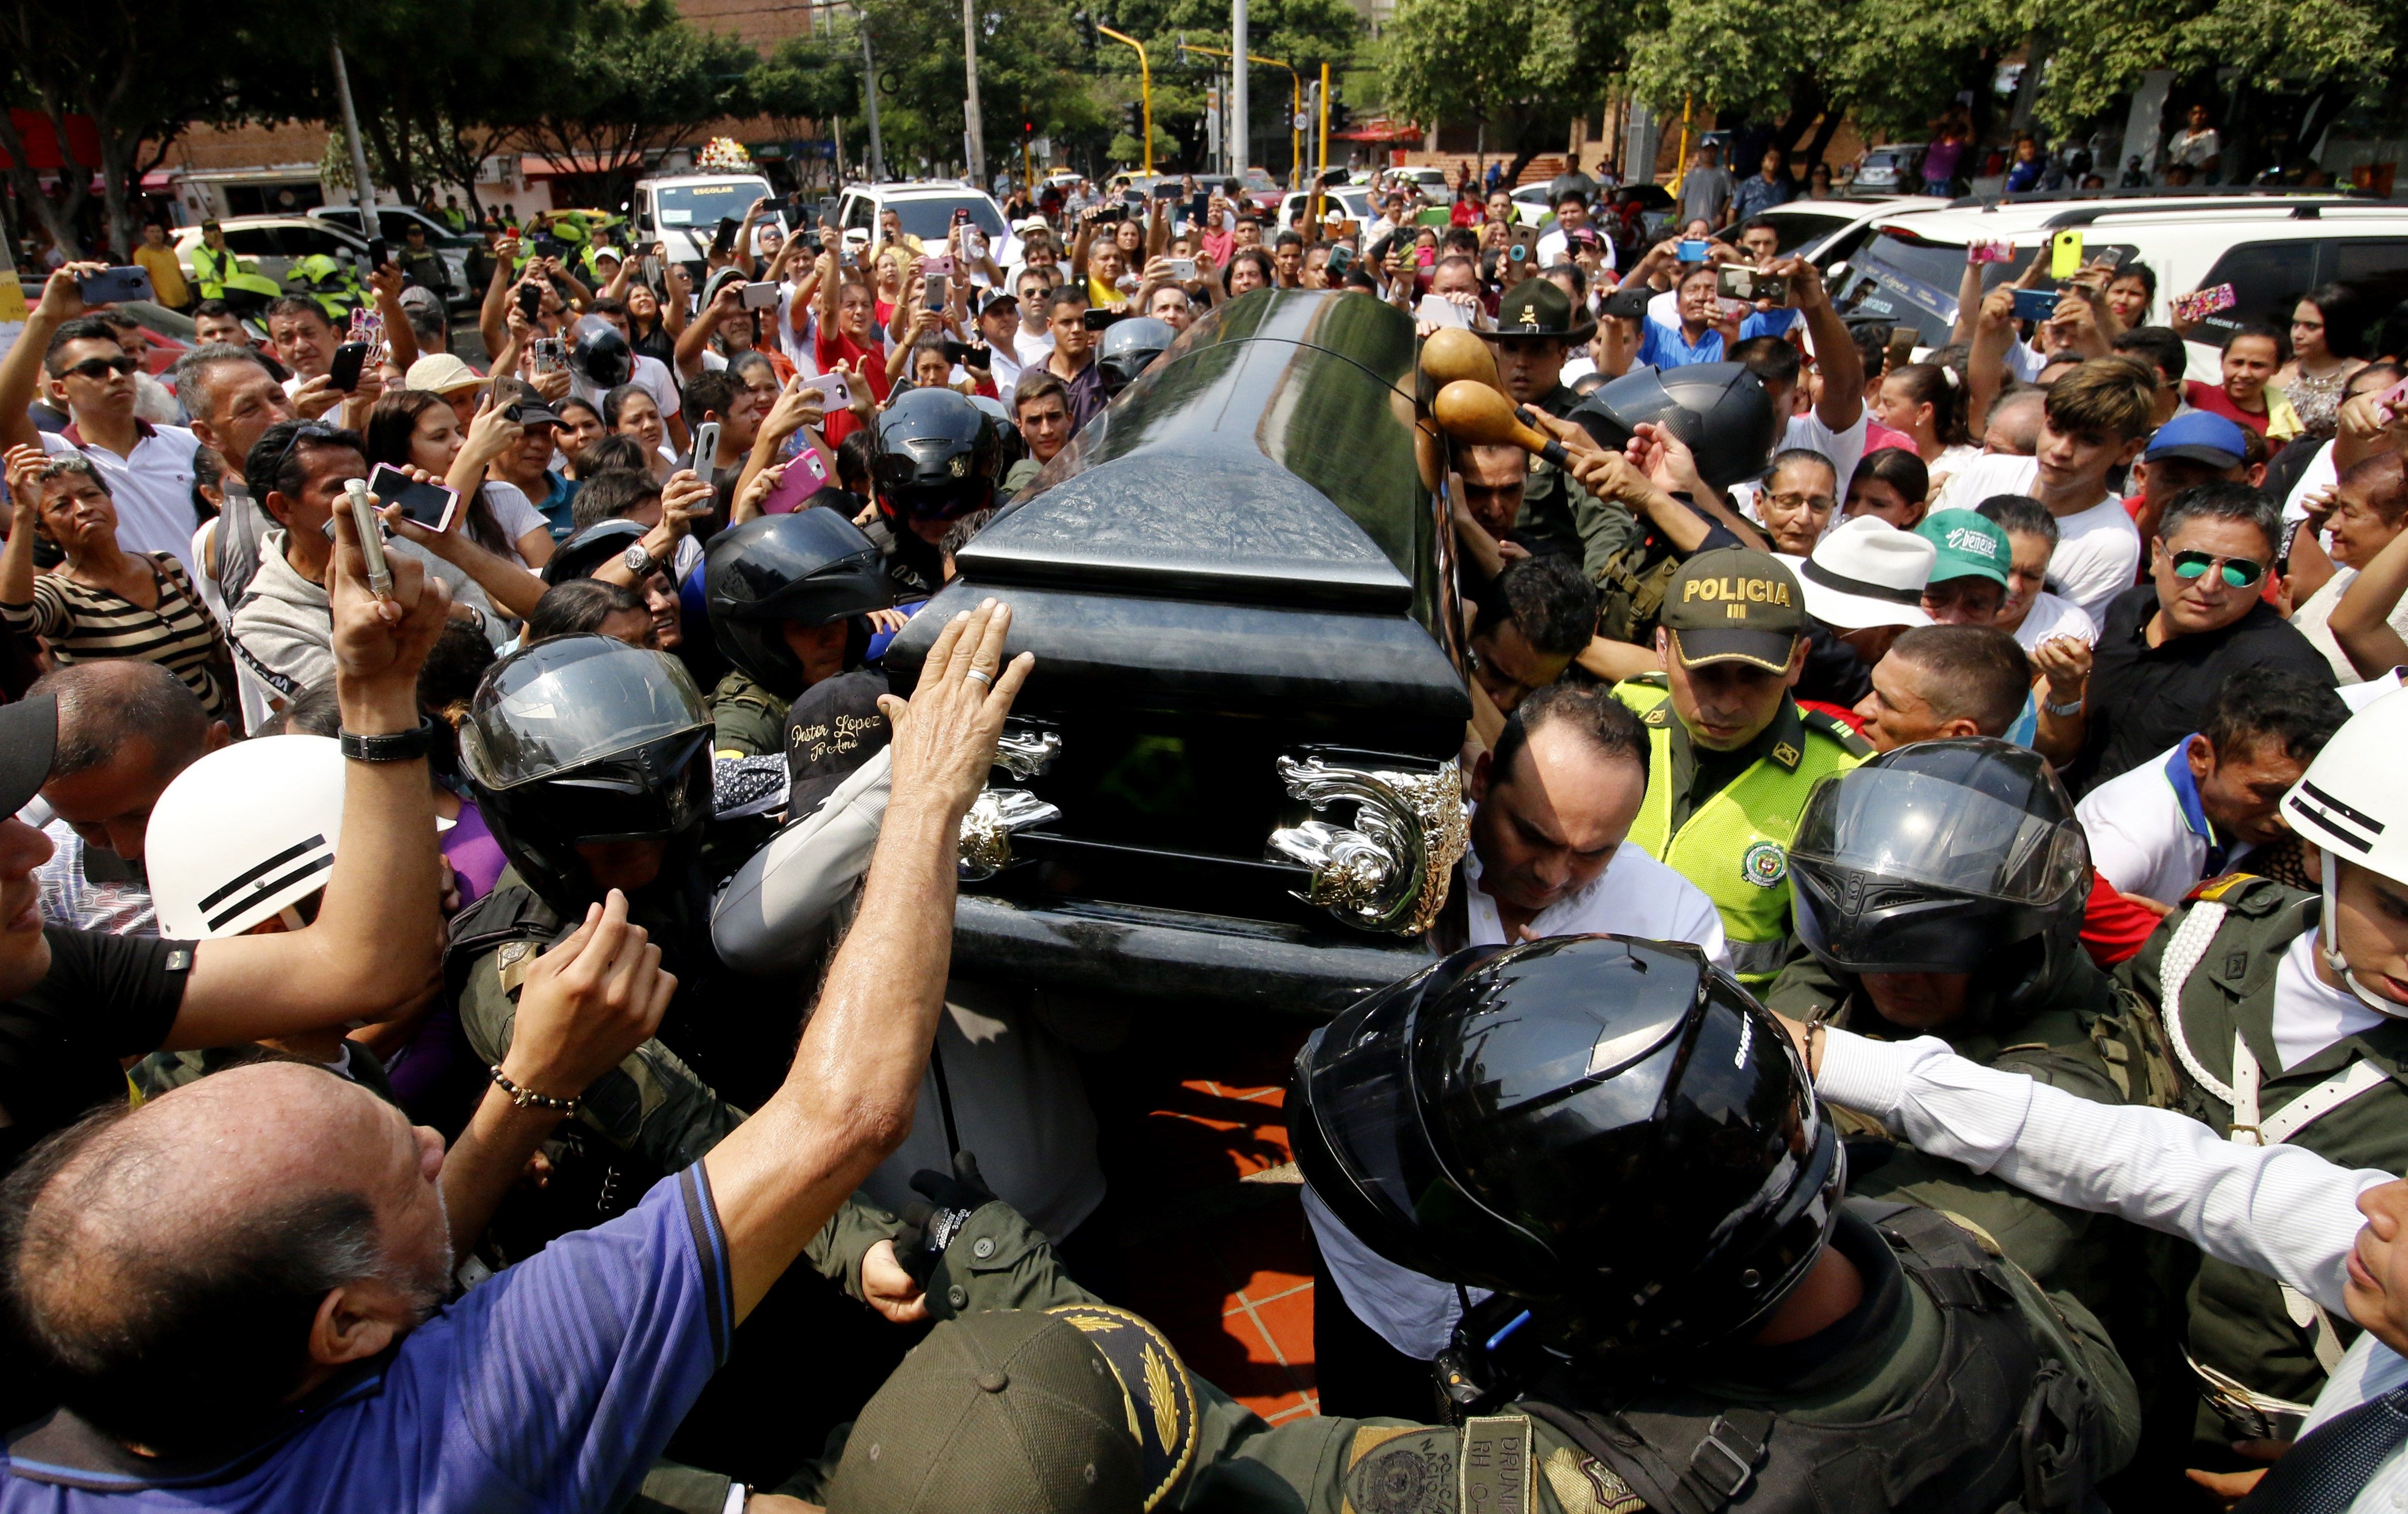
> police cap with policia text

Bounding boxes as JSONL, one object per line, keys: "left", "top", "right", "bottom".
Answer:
{"left": 1659, "top": 548, "right": 1805, "bottom": 672}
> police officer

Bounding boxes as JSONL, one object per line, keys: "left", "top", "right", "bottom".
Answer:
{"left": 866, "top": 386, "right": 1004, "bottom": 597}
{"left": 2122, "top": 687, "right": 2408, "bottom": 1470}
{"left": 1473, "top": 278, "right": 1597, "bottom": 563}
{"left": 701, "top": 509, "right": 895, "bottom": 758}
{"left": 791, "top": 935, "right": 2140, "bottom": 1513}
{"left": 1094, "top": 315, "right": 1175, "bottom": 397}
{"left": 395, "top": 219, "right": 454, "bottom": 300}
{"left": 1614, "top": 548, "right": 1868, "bottom": 986}
{"left": 188, "top": 219, "right": 281, "bottom": 308}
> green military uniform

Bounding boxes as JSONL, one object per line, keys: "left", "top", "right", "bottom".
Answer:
{"left": 2119, "top": 872, "right": 2408, "bottom": 1450}
{"left": 133, "top": 1038, "right": 397, "bottom": 1106}
{"left": 1616, "top": 677, "right": 1866, "bottom": 984}
{"left": 786, "top": 1197, "right": 2138, "bottom": 1513}
{"left": 1475, "top": 280, "right": 1642, "bottom": 577}
{"left": 710, "top": 669, "right": 791, "bottom": 759}
{"left": 1000, "top": 456, "right": 1043, "bottom": 500}
{"left": 1764, "top": 951, "right": 2175, "bottom": 1344}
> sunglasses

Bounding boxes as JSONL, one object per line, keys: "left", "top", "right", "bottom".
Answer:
{"left": 60, "top": 355, "right": 138, "bottom": 380}
{"left": 262, "top": 421, "right": 343, "bottom": 494}
{"left": 2170, "top": 549, "right": 2266, "bottom": 590}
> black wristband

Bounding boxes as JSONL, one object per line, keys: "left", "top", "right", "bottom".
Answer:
{"left": 339, "top": 717, "right": 438, "bottom": 763}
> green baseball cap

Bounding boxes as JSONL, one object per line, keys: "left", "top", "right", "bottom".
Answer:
{"left": 1659, "top": 547, "right": 1806, "bottom": 672}
{"left": 1915, "top": 511, "right": 2011, "bottom": 589}
{"left": 826, "top": 1306, "right": 1201, "bottom": 1514}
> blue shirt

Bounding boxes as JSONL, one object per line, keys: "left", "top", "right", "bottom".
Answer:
{"left": 1636, "top": 319, "right": 1724, "bottom": 369}
{"left": 533, "top": 471, "right": 580, "bottom": 540}
{"left": 1739, "top": 307, "right": 1802, "bottom": 340}
{"left": 1731, "top": 174, "right": 1795, "bottom": 222}
{"left": 3, "top": 1165, "right": 732, "bottom": 1513}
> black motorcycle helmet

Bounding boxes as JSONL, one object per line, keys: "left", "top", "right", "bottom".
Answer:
{"left": 871, "top": 386, "right": 1002, "bottom": 530}
{"left": 1789, "top": 739, "right": 2092, "bottom": 1027}
{"left": 1292, "top": 935, "right": 1843, "bottom": 1362}
{"left": 543, "top": 518, "right": 647, "bottom": 586}
{"left": 570, "top": 315, "right": 634, "bottom": 390}
{"left": 1568, "top": 362, "right": 1778, "bottom": 490}
{"left": 703, "top": 510, "right": 893, "bottom": 700}
{"left": 1095, "top": 316, "right": 1175, "bottom": 396}
{"left": 458, "top": 634, "right": 715, "bottom": 916}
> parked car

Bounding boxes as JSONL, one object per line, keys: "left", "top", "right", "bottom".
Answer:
{"left": 630, "top": 171, "right": 778, "bottom": 270}
{"left": 171, "top": 217, "right": 372, "bottom": 296}
{"left": 1277, "top": 186, "right": 1374, "bottom": 232}
{"left": 1831, "top": 190, "right": 2408, "bottom": 378}
{"left": 1710, "top": 196, "right": 1948, "bottom": 268}
{"left": 308, "top": 206, "right": 478, "bottom": 307}
{"left": 831, "top": 181, "right": 1013, "bottom": 263}
{"left": 1852, "top": 145, "right": 1927, "bottom": 193}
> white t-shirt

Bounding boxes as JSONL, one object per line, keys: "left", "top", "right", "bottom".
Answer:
{"left": 1933, "top": 454, "right": 2139, "bottom": 623}
{"left": 2076, "top": 740, "right": 2250, "bottom": 908}
{"left": 2010, "top": 591, "right": 2098, "bottom": 651}
{"left": 2272, "top": 923, "right": 2393, "bottom": 1073}
{"left": 1535, "top": 228, "right": 1615, "bottom": 274}
{"left": 1012, "top": 325, "right": 1056, "bottom": 370}
{"left": 1925, "top": 442, "right": 1984, "bottom": 504}
{"left": 1783, "top": 409, "right": 1869, "bottom": 504}
{"left": 1305, "top": 834, "right": 1727, "bottom": 1360}
{"left": 2290, "top": 565, "right": 2408, "bottom": 684}
{"left": 2283, "top": 439, "right": 2339, "bottom": 524}
{"left": 39, "top": 423, "right": 203, "bottom": 575}
{"left": 478, "top": 481, "right": 549, "bottom": 565}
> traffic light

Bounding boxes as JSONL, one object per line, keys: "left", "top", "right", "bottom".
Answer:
{"left": 1122, "top": 100, "right": 1144, "bottom": 138}
{"left": 1076, "top": 10, "right": 1098, "bottom": 51}
{"left": 1327, "top": 99, "right": 1352, "bottom": 135}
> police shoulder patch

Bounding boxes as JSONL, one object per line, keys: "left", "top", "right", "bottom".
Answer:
{"left": 2187, "top": 872, "right": 2261, "bottom": 904}
{"left": 1341, "top": 1426, "right": 1458, "bottom": 1514}
{"left": 1541, "top": 1446, "right": 1645, "bottom": 1514}
{"left": 494, "top": 939, "right": 537, "bottom": 996}
{"left": 1459, "top": 1416, "right": 1533, "bottom": 1514}
{"left": 1801, "top": 708, "right": 1874, "bottom": 756}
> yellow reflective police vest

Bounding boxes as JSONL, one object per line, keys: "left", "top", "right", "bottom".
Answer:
{"left": 191, "top": 244, "right": 279, "bottom": 301}
{"left": 1614, "top": 678, "right": 1866, "bottom": 983}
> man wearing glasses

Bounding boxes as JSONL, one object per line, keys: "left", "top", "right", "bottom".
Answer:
{"left": 2070, "top": 481, "right": 2335, "bottom": 795}
{"left": 0, "top": 264, "right": 204, "bottom": 574}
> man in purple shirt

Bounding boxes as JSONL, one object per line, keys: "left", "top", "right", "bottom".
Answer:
{"left": 0, "top": 589, "right": 1037, "bottom": 1513}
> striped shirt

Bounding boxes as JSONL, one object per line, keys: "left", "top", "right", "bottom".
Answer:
{"left": 0, "top": 554, "right": 230, "bottom": 720}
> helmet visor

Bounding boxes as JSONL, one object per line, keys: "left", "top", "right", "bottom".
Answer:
{"left": 462, "top": 638, "right": 711, "bottom": 790}
{"left": 1791, "top": 766, "right": 2088, "bottom": 907}
{"left": 499, "top": 731, "right": 714, "bottom": 844}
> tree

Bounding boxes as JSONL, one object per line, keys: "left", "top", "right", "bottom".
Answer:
{"left": 857, "top": 0, "right": 1105, "bottom": 173}
{"left": 516, "top": 0, "right": 758, "bottom": 205}
{"left": 0, "top": 0, "right": 256, "bottom": 257}
{"left": 1378, "top": 0, "right": 1621, "bottom": 184}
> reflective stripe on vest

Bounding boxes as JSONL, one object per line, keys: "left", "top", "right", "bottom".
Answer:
{"left": 1620, "top": 686, "right": 1856, "bottom": 983}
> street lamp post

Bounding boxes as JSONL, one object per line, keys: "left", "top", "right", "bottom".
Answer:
{"left": 1230, "top": 0, "right": 1247, "bottom": 184}
{"left": 961, "top": 0, "right": 986, "bottom": 187}
{"left": 330, "top": 41, "right": 378, "bottom": 220}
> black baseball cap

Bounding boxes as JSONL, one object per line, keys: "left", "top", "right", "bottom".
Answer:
{"left": 783, "top": 670, "right": 893, "bottom": 817}
{"left": 0, "top": 694, "right": 57, "bottom": 813}
{"left": 491, "top": 376, "right": 563, "bottom": 430}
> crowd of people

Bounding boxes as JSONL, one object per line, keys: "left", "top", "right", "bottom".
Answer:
{"left": 0, "top": 160, "right": 2404, "bottom": 1514}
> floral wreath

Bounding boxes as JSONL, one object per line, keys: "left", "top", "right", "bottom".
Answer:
{"left": 696, "top": 137, "right": 753, "bottom": 172}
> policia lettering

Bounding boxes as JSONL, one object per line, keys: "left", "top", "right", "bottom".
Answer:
{"left": 1680, "top": 573, "right": 1797, "bottom": 615}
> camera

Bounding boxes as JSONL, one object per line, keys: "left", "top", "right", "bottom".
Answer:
{"left": 1715, "top": 265, "right": 1788, "bottom": 305}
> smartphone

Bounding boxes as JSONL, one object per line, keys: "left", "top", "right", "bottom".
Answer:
{"left": 1716, "top": 265, "right": 1788, "bottom": 305}
{"left": 943, "top": 339, "right": 992, "bottom": 370}
{"left": 799, "top": 371, "right": 853, "bottom": 412}
{"left": 1418, "top": 245, "right": 1438, "bottom": 270}
{"left": 1161, "top": 256, "right": 1196, "bottom": 282}
{"left": 1123, "top": 188, "right": 1147, "bottom": 208}
{"left": 962, "top": 227, "right": 986, "bottom": 262}
{"left": 640, "top": 253, "right": 664, "bottom": 286}
{"left": 692, "top": 420, "right": 720, "bottom": 485}
{"left": 367, "top": 462, "right": 460, "bottom": 532}
{"left": 2011, "top": 287, "right": 2062, "bottom": 322}
{"left": 2171, "top": 283, "right": 2238, "bottom": 323}
{"left": 327, "top": 341, "right": 370, "bottom": 394}
{"left": 74, "top": 265, "right": 152, "bottom": 305}
{"left": 345, "top": 478, "right": 390, "bottom": 590}
{"left": 1677, "top": 239, "right": 1710, "bottom": 263}
{"left": 741, "top": 280, "right": 781, "bottom": 311}
{"left": 2087, "top": 246, "right": 2127, "bottom": 271}
{"left": 1152, "top": 180, "right": 1180, "bottom": 200}
{"left": 1082, "top": 307, "right": 1127, "bottom": 332}
{"left": 1967, "top": 239, "right": 2014, "bottom": 266}
{"left": 920, "top": 254, "right": 955, "bottom": 279}
{"left": 710, "top": 218, "right": 740, "bottom": 257}
{"left": 531, "top": 336, "right": 567, "bottom": 375}
{"left": 923, "top": 273, "right": 948, "bottom": 312}
{"left": 1885, "top": 327, "right": 1918, "bottom": 373}
{"left": 1092, "top": 203, "right": 1125, "bottom": 226}
{"left": 2049, "top": 229, "right": 2084, "bottom": 279}
{"left": 1416, "top": 293, "right": 1472, "bottom": 329}
{"left": 366, "top": 238, "right": 389, "bottom": 269}
{"left": 1325, "top": 244, "right": 1356, "bottom": 281}
{"left": 517, "top": 282, "right": 543, "bottom": 322}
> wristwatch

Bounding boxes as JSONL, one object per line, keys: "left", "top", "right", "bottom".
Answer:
{"left": 622, "top": 543, "right": 664, "bottom": 577}
{"left": 339, "top": 717, "right": 439, "bottom": 763}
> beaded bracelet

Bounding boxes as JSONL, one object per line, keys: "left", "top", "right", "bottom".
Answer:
{"left": 490, "top": 1064, "right": 578, "bottom": 1116}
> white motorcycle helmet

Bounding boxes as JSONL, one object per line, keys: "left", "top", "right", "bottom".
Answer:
{"left": 2279, "top": 684, "right": 2408, "bottom": 1014}
{"left": 149, "top": 736, "right": 347, "bottom": 939}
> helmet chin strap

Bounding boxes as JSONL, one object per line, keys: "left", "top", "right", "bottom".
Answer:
{"left": 2319, "top": 850, "right": 2408, "bottom": 1017}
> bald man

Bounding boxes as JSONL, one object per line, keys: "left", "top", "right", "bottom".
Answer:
{"left": 0, "top": 600, "right": 1035, "bottom": 1512}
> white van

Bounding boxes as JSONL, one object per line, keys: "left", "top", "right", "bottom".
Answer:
{"left": 631, "top": 172, "right": 777, "bottom": 268}
{"left": 1830, "top": 191, "right": 2408, "bottom": 381}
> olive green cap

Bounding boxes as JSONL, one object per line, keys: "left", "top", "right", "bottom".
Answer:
{"left": 826, "top": 1306, "right": 1200, "bottom": 1514}
{"left": 1659, "top": 547, "right": 1805, "bottom": 671}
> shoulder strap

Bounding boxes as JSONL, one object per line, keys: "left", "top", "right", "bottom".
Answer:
{"left": 2157, "top": 899, "right": 2234, "bottom": 1105}
{"left": 1521, "top": 1400, "right": 1774, "bottom": 1514}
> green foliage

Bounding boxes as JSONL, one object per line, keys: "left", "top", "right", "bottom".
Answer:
{"left": 2032, "top": 0, "right": 2399, "bottom": 130}
{"left": 517, "top": 0, "right": 759, "bottom": 194}
{"left": 858, "top": 0, "right": 1105, "bottom": 170}
{"left": 1377, "top": 0, "right": 1619, "bottom": 170}
{"left": 752, "top": 22, "right": 865, "bottom": 134}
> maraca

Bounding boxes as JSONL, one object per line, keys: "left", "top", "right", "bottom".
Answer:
{"left": 1431, "top": 380, "right": 1574, "bottom": 468}
{"left": 1419, "top": 326, "right": 1500, "bottom": 391}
